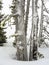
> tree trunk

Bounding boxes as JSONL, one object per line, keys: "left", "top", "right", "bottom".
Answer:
{"left": 30, "top": 0, "right": 38, "bottom": 60}
{"left": 39, "top": 0, "right": 43, "bottom": 47}
{"left": 15, "top": 0, "right": 28, "bottom": 61}
{"left": 25, "top": 0, "right": 30, "bottom": 35}
{"left": 25, "top": 0, "right": 31, "bottom": 61}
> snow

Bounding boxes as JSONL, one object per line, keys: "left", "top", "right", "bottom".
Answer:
{"left": 38, "top": 48, "right": 49, "bottom": 59}
{"left": 0, "top": 46, "right": 49, "bottom": 65}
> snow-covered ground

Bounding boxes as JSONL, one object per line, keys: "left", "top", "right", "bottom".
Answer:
{"left": 0, "top": 46, "right": 49, "bottom": 65}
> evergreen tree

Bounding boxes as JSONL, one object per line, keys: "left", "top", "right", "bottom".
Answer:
{"left": 0, "top": 0, "right": 6, "bottom": 46}
{"left": 10, "top": 0, "right": 18, "bottom": 46}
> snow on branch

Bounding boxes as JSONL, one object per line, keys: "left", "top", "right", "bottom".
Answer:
{"left": 42, "top": 0, "right": 49, "bottom": 13}
{"left": 9, "top": 31, "right": 23, "bottom": 38}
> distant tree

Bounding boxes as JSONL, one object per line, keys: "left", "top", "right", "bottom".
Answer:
{"left": 0, "top": 0, "right": 6, "bottom": 46}
{"left": 10, "top": 0, "right": 18, "bottom": 46}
